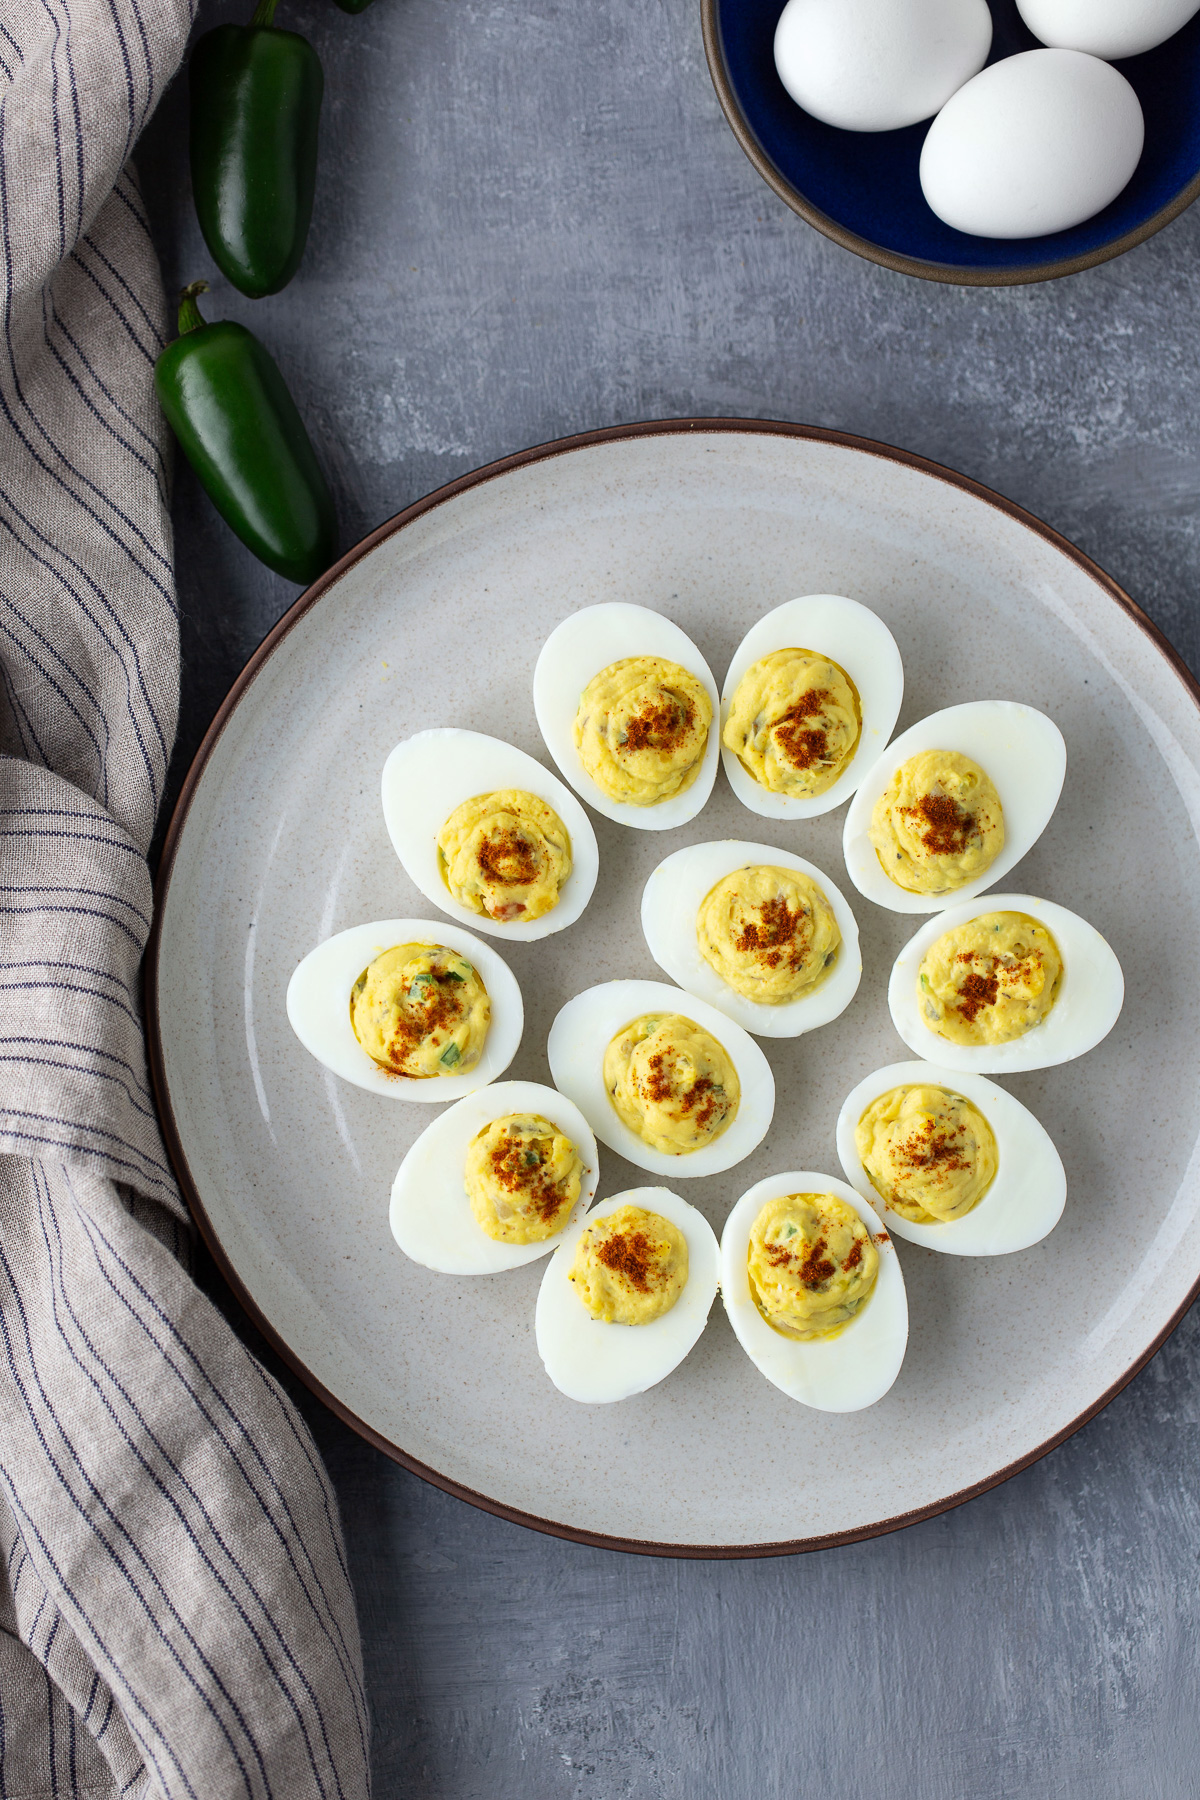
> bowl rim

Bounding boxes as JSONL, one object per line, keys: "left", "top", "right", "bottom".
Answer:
{"left": 701, "top": 0, "right": 1200, "bottom": 287}
{"left": 148, "top": 415, "right": 1200, "bottom": 1558}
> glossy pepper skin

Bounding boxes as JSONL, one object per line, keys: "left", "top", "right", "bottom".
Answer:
{"left": 189, "top": 0, "right": 323, "bottom": 299}
{"left": 155, "top": 284, "right": 337, "bottom": 586}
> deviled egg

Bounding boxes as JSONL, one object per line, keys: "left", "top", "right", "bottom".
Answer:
{"left": 888, "top": 894, "right": 1123, "bottom": 1073}
{"left": 535, "top": 1187, "right": 720, "bottom": 1402}
{"left": 640, "top": 840, "right": 861, "bottom": 1038}
{"left": 381, "top": 729, "right": 599, "bottom": 941}
{"left": 547, "top": 978, "right": 775, "bottom": 1177}
{"left": 287, "top": 919, "right": 523, "bottom": 1099}
{"left": 843, "top": 701, "right": 1066, "bottom": 913}
{"left": 721, "top": 1171, "right": 908, "bottom": 1412}
{"left": 390, "top": 1080, "right": 598, "bottom": 1273}
{"left": 533, "top": 602, "right": 720, "bottom": 829}
{"left": 836, "top": 1061, "right": 1067, "bottom": 1255}
{"left": 721, "top": 595, "right": 904, "bottom": 818}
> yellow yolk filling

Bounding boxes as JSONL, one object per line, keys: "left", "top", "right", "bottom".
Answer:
{"left": 697, "top": 864, "right": 840, "bottom": 1004}
{"left": 464, "top": 1112, "right": 583, "bottom": 1243}
{"left": 869, "top": 750, "right": 1005, "bottom": 895}
{"left": 568, "top": 1204, "right": 688, "bottom": 1325}
{"left": 438, "top": 788, "right": 572, "bottom": 923}
{"left": 918, "top": 911, "right": 1063, "bottom": 1047}
{"left": 574, "top": 655, "right": 712, "bottom": 806}
{"left": 856, "top": 1084, "right": 997, "bottom": 1224}
{"left": 603, "top": 1012, "right": 740, "bottom": 1155}
{"left": 350, "top": 943, "right": 489, "bottom": 1077}
{"left": 722, "top": 648, "right": 861, "bottom": 798}
{"left": 747, "top": 1193, "right": 878, "bottom": 1340}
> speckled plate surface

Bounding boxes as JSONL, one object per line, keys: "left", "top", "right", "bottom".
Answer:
{"left": 149, "top": 420, "right": 1200, "bottom": 1556}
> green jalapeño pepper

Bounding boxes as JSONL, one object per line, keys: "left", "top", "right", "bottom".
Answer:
{"left": 155, "top": 283, "right": 337, "bottom": 586}
{"left": 189, "top": 0, "right": 323, "bottom": 298}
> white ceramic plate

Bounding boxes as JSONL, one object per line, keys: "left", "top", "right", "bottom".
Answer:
{"left": 151, "top": 422, "right": 1200, "bottom": 1555}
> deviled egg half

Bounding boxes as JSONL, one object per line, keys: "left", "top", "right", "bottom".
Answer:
{"left": 390, "top": 1080, "right": 599, "bottom": 1273}
{"left": 381, "top": 728, "right": 599, "bottom": 941}
{"left": 287, "top": 919, "right": 523, "bottom": 1099}
{"left": 888, "top": 893, "right": 1123, "bottom": 1074}
{"left": 547, "top": 978, "right": 775, "bottom": 1178}
{"left": 843, "top": 701, "right": 1066, "bottom": 913}
{"left": 535, "top": 1187, "right": 720, "bottom": 1402}
{"left": 721, "top": 1171, "right": 908, "bottom": 1413}
{"left": 640, "top": 840, "right": 861, "bottom": 1038}
{"left": 836, "top": 1061, "right": 1067, "bottom": 1256}
{"left": 533, "top": 602, "right": 720, "bottom": 829}
{"left": 721, "top": 595, "right": 904, "bottom": 819}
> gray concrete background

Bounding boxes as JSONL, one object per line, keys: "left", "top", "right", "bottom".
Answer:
{"left": 139, "top": 2, "right": 1200, "bottom": 1793}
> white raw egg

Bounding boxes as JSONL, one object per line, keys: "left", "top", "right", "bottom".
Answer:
{"left": 842, "top": 700, "right": 1066, "bottom": 914}
{"left": 381, "top": 729, "right": 599, "bottom": 941}
{"left": 547, "top": 978, "right": 775, "bottom": 1178}
{"left": 390, "top": 1080, "right": 599, "bottom": 1274}
{"left": 888, "top": 892, "right": 1124, "bottom": 1074}
{"left": 919, "top": 50, "right": 1144, "bottom": 238}
{"left": 535, "top": 1187, "right": 720, "bottom": 1403}
{"left": 640, "top": 840, "right": 861, "bottom": 1038}
{"left": 1017, "top": 0, "right": 1200, "bottom": 61}
{"left": 533, "top": 602, "right": 720, "bottom": 831}
{"left": 720, "top": 1171, "right": 908, "bottom": 1412}
{"left": 836, "top": 1060, "right": 1067, "bottom": 1256}
{"left": 720, "top": 594, "right": 904, "bottom": 819}
{"left": 286, "top": 918, "right": 523, "bottom": 1100}
{"left": 773, "top": 0, "right": 992, "bottom": 132}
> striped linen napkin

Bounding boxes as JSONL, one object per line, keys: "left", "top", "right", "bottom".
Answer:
{"left": 0, "top": 3, "right": 370, "bottom": 1795}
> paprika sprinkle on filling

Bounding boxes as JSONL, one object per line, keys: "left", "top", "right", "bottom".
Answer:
{"left": 603, "top": 1012, "right": 740, "bottom": 1154}
{"left": 856, "top": 1083, "right": 999, "bottom": 1223}
{"left": 568, "top": 1204, "right": 689, "bottom": 1325}
{"left": 747, "top": 1192, "right": 878, "bottom": 1340}
{"left": 723, "top": 648, "right": 861, "bottom": 799}
{"left": 869, "top": 749, "right": 1005, "bottom": 895}
{"left": 465, "top": 1112, "right": 584, "bottom": 1244}
{"left": 437, "top": 788, "right": 572, "bottom": 922}
{"left": 917, "top": 911, "right": 1063, "bottom": 1047}
{"left": 574, "top": 655, "right": 712, "bottom": 806}
{"left": 696, "top": 865, "right": 841, "bottom": 1004}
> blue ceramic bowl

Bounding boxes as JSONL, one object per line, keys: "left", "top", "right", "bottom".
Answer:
{"left": 702, "top": 0, "right": 1200, "bottom": 284}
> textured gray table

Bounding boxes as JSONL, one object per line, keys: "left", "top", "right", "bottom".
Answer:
{"left": 140, "top": 3, "right": 1200, "bottom": 1794}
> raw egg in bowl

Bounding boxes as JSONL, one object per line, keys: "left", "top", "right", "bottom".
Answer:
{"left": 390, "top": 1080, "right": 598, "bottom": 1274}
{"left": 888, "top": 893, "right": 1123, "bottom": 1074}
{"left": 836, "top": 1060, "right": 1067, "bottom": 1256}
{"left": 286, "top": 919, "right": 523, "bottom": 1099}
{"left": 533, "top": 602, "right": 720, "bottom": 829}
{"left": 720, "top": 1170, "right": 908, "bottom": 1412}
{"left": 381, "top": 729, "right": 599, "bottom": 941}
{"left": 842, "top": 700, "right": 1066, "bottom": 913}
{"left": 547, "top": 978, "right": 775, "bottom": 1178}
{"left": 720, "top": 594, "right": 903, "bottom": 818}
{"left": 640, "top": 839, "right": 861, "bottom": 1038}
{"left": 535, "top": 1187, "right": 720, "bottom": 1402}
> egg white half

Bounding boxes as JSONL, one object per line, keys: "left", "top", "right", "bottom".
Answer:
{"left": 842, "top": 701, "right": 1066, "bottom": 914}
{"left": 547, "top": 978, "right": 775, "bottom": 1178}
{"left": 286, "top": 918, "right": 523, "bottom": 1100}
{"left": 640, "top": 840, "right": 861, "bottom": 1038}
{"left": 535, "top": 1187, "right": 720, "bottom": 1403}
{"left": 390, "top": 1080, "right": 599, "bottom": 1273}
{"left": 720, "top": 594, "right": 904, "bottom": 819}
{"left": 888, "top": 892, "right": 1124, "bottom": 1074}
{"left": 532, "top": 602, "right": 720, "bottom": 830}
{"left": 835, "top": 1060, "right": 1067, "bottom": 1256}
{"left": 381, "top": 729, "right": 600, "bottom": 941}
{"left": 720, "top": 1171, "right": 909, "bottom": 1413}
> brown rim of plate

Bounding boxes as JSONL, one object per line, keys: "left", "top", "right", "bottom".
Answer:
{"left": 700, "top": 0, "right": 1200, "bottom": 288}
{"left": 148, "top": 416, "right": 1200, "bottom": 1559}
